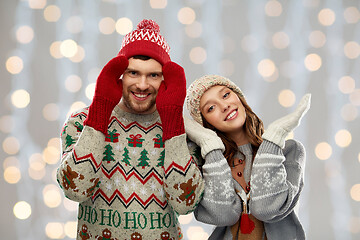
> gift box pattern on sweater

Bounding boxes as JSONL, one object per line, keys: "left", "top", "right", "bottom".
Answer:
{"left": 57, "top": 106, "right": 204, "bottom": 240}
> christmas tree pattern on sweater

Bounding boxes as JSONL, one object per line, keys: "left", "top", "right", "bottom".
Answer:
{"left": 57, "top": 106, "right": 204, "bottom": 239}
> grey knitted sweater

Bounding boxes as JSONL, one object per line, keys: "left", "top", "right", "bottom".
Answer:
{"left": 194, "top": 139, "right": 306, "bottom": 240}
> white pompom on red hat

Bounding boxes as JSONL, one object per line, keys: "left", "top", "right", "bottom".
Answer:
{"left": 118, "top": 19, "right": 171, "bottom": 65}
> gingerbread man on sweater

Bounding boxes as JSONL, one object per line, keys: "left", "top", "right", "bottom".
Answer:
{"left": 57, "top": 19, "right": 204, "bottom": 240}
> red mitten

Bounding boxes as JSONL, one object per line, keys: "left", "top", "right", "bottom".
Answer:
{"left": 156, "top": 62, "right": 186, "bottom": 141}
{"left": 84, "top": 55, "right": 128, "bottom": 134}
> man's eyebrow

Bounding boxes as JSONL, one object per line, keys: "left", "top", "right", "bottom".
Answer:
{"left": 125, "top": 68, "right": 137, "bottom": 72}
{"left": 149, "top": 71, "right": 163, "bottom": 75}
{"left": 124, "top": 69, "right": 162, "bottom": 75}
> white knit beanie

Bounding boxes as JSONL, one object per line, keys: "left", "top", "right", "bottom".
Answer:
{"left": 186, "top": 75, "right": 244, "bottom": 125}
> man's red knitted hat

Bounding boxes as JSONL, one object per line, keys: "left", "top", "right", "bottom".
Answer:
{"left": 118, "top": 19, "right": 171, "bottom": 65}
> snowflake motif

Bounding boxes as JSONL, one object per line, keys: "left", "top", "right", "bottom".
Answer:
{"left": 206, "top": 180, "right": 215, "bottom": 196}
{"left": 223, "top": 189, "right": 233, "bottom": 199}
{"left": 263, "top": 170, "right": 272, "bottom": 189}
{"left": 113, "top": 176, "right": 121, "bottom": 187}
{"left": 130, "top": 180, "right": 137, "bottom": 190}
{"left": 150, "top": 183, "right": 157, "bottom": 191}
{"left": 123, "top": 184, "right": 129, "bottom": 193}
{"left": 263, "top": 170, "right": 271, "bottom": 179}
{"left": 220, "top": 179, "right": 233, "bottom": 198}
{"left": 139, "top": 187, "right": 147, "bottom": 196}
{"left": 251, "top": 183, "right": 258, "bottom": 191}
{"left": 121, "top": 117, "right": 128, "bottom": 123}
{"left": 132, "top": 149, "right": 138, "bottom": 155}
{"left": 207, "top": 180, "right": 214, "bottom": 189}
{"left": 144, "top": 121, "right": 151, "bottom": 126}
{"left": 115, "top": 144, "right": 122, "bottom": 151}
{"left": 151, "top": 149, "right": 157, "bottom": 156}
{"left": 276, "top": 170, "right": 286, "bottom": 180}
{"left": 273, "top": 174, "right": 285, "bottom": 187}
{"left": 105, "top": 183, "right": 112, "bottom": 191}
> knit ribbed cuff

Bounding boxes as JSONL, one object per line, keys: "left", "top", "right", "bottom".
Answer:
{"left": 157, "top": 105, "right": 185, "bottom": 141}
{"left": 257, "top": 139, "right": 282, "bottom": 156}
{"left": 84, "top": 96, "right": 118, "bottom": 135}
{"left": 198, "top": 137, "right": 225, "bottom": 159}
{"left": 262, "top": 127, "right": 288, "bottom": 148}
{"left": 204, "top": 149, "right": 227, "bottom": 164}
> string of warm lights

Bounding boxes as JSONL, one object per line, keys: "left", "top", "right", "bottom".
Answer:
{"left": 1, "top": 0, "right": 360, "bottom": 239}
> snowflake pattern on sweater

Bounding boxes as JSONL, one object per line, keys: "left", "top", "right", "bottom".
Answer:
{"left": 194, "top": 140, "right": 306, "bottom": 240}
{"left": 57, "top": 106, "right": 204, "bottom": 240}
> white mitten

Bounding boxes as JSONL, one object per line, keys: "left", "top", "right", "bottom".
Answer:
{"left": 262, "top": 94, "right": 311, "bottom": 148}
{"left": 184, "top": 116, "right": 225, "bottom": 158}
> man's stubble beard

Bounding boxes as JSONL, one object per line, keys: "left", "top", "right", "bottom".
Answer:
{"left": 122, "top": 93, "right": 157, "bottom": 114}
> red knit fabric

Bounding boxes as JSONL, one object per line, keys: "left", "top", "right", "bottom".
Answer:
{"left": 84, "top": 55, "right": 128, "bottom": 134}
{"left": 118, "top": 19, "right": 170, "bottom": 65}
{"left": 156, "top": 62, "right": 186, "bottom": 141}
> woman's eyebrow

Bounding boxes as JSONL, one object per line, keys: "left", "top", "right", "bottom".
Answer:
{"left": 200, "top": 88, "right": 226, "bottom": 111}
{"left": 218, "top": 86, "right": 227, "bottom": 93}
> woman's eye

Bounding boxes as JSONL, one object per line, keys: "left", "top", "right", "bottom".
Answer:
{"left": 208, "top": 106, "right": 214, "bottom": 112}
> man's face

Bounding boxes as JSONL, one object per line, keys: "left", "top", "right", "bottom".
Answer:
{"left": 119, "top": 57, "right": 163, "bottom": 114}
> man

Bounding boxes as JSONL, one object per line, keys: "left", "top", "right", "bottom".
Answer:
{"left": 57, "top": 19, "right": 204, "bottom": 240}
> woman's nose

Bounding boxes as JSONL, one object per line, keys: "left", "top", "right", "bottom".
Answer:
{"left": 221, "top": 103, "right": 230, "bottom": 112}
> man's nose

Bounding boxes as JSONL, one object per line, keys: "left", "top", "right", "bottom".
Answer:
{"left": 136, "top": 75, "right": 149, "bottom": 90}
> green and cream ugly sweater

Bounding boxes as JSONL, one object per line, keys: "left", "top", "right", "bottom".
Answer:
{"left": 57, "top": 105, "right": 204, "bottom": 240}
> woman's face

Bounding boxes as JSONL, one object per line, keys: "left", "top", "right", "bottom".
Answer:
{"left": 200, "top": 85, "right": 247, "bottom": 134}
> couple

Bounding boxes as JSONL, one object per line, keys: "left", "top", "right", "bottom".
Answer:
{"left": 57, "top": 19, "right": 310, "bottom": 240}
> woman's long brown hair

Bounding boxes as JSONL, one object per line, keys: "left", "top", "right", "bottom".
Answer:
{"left": 202, "top": 95, "right": 264, "bottom": 163}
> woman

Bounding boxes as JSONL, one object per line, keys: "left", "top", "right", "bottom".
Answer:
{"left": 185, "top": 75, "right": 310, "bottom": 240}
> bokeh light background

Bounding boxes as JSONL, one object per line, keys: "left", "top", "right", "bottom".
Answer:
{"left": 1, "top": 0, "right": 360, "bottom": 239}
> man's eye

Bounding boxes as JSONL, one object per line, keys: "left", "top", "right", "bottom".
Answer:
{"left": 150, "top": 73, "right": 160, "bottom": 78}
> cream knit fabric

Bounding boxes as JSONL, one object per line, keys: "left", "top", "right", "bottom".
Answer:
{"left": 57, "top": 105, "right": 204, "bottom": 239}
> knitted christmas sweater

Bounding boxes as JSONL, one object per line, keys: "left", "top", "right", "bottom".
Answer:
{"left": 194, "top": 139, "right": 306, "bottom": 240}
{"left": 57, "top": 105, "right": 204, "bottom": 240}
